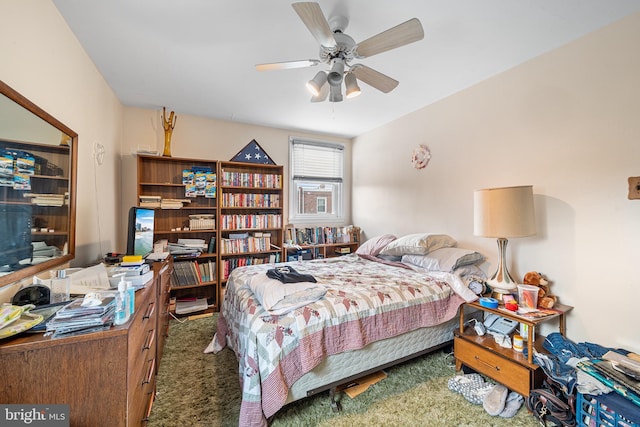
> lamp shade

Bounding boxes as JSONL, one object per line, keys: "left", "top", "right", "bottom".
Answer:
{"left": 474, "top": 185, "right": 536, "bottom": 238}
{"left": 306, "top": 71, "right": 327, "bottom": 96}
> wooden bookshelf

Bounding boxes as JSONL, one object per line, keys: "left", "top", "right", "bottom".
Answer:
{"left": 137, "top": 154, "right": 218, "bottom": 311}
{"left": 218, "top": 161, "right": 284, "bottom": 288}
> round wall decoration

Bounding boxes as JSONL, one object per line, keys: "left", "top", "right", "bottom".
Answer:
{"left": 411, "top": 144, "right": 431, "bottom": 170}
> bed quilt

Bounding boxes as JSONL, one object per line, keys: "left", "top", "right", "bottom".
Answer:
{"left": 211, "top": 254, "right": 473, "bottom": 426}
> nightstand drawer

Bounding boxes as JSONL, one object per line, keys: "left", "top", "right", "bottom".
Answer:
{"left": 454, "top": 337, "right": 531, "bottom": 396}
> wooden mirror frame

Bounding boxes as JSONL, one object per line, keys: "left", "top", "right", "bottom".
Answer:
{"left": 0, "top": 80, "right": 77, "bottom": 287}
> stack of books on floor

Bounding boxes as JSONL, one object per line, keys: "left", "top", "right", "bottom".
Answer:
{"left": 45, "top": 296, "right": 115, "bottom": 339}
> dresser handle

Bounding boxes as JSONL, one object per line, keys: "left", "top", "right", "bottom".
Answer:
{"left": 474, "top": 355, "right": 500, "bottom": 371}
{"left": 142, "top": 358, "right": 156, "bottom": 385}
{"left": 143, "top": 302, "right": 156, "bottom": 320}
{"left": 143, "top": 329, "right": 156, "bottom": 350}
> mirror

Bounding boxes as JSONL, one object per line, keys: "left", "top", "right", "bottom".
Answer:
{"left": 0, "top": 80, "right": 77, "bottom": 288}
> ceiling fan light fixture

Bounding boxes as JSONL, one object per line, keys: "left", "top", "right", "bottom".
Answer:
{"left": 311, "top": 82, "right": 330, "bottom": 102}
{"left": 306, "top": 71, "right": 327, "bottom": 96}
{"left": 344, "top": 72, "right": 361, "bottom": 98}
{"left": 329, "top": 82, "right": 343, "bottom": 102}
{"left": 327, "top": 58, "right": 345, "bottom": 86}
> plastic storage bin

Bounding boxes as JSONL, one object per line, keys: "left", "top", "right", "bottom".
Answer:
{"left": 577, "top": 392, "right": 640, "bottom": 427}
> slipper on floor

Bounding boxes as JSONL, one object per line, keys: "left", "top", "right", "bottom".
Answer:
{"left": 447, "top": 373, "right": 484, "bottom": 394}
{"left": 462, "top": 382, "right": 494, "bottom": 405}
{"left": 499, "top": 391, "right": 524, "bottom": 418}
{"left": 483, "top": 384, "right": 508, "bottom": 415}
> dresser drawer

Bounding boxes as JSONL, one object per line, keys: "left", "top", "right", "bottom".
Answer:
{"left": 454, "top": 337, "right": 531, "bottom": 396}
{"left": 129, "top": 356, "right": 156, "bottom": 426}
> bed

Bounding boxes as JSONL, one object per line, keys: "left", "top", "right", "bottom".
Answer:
{"left": 209, "top": 235, "right": 483, "bottom": 427}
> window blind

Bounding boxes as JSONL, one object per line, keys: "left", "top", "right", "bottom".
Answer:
{"left": 291, "top": 140, "right": 343, "bottom": 182}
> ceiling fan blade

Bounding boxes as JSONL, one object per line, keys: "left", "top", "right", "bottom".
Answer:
{"left": 351, "top": 64, "right": 399, "bottom": 93}
{"left": 355, "top": 18, "right": 424, "bottom": 58}
{"left": 292, "top": 2, "right": 337, "bottom": 49}
{"left": 255, "top": 59, "right": 320, "bottom": 71}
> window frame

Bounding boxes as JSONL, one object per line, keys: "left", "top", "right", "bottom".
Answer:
{"left": 289, "top": 137, "right": 345, "bottom": 224}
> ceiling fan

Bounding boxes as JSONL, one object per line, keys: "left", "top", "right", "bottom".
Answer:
{"left": 256, "top": 2, "right": 424, "bottom": 102}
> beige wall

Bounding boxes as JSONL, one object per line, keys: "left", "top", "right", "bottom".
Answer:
{"left": 0, "top": 0, "right": 123, "bottom": 301}
{"left": 118, "top": 107, "right": 351, "bottom": 251}
{"left": 353, "top": 13, "right": 640, "bottom": 352}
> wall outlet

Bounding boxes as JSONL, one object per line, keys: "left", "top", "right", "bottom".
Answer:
{"left": 628, "top": 177, "right": 640, "bottom": 200}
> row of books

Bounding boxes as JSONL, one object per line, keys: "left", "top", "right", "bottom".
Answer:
{"left": 139, "top": 195, "right": 192, "bottom": 209}
{"left": 222, "top": 192, "right": 281, "bottom": 208}
{"left": 220, "top": 213, "right": 282, "bottom": 230}
{"left": 25, "top": 192, "right": 68, "bottom": 207}
{"left": 171, "top": 259, "right": 217, "bottom": 287}
{"left": 221, "top": 253, "right": 281, "bottom": 280}
{"left": 285, "top": 225, "right": 361, "bottom": 245}
{"left": 220, "top": 171, "right": 282, "bottom": 189}
{"left": 220, "top": 235, "right": 273, "bottom": 254}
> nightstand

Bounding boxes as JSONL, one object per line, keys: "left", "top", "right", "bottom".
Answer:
{"left": 453, "top": 301, "right": 573, "bottom": 397}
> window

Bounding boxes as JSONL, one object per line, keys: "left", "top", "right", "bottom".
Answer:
{"left": 290, "top": 138, "right": 344, "bottom": 223}
{"left": 317, "top": 197, "right": 327, "bottom": 213}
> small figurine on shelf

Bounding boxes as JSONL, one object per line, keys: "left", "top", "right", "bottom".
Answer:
{"left": 162, "top": 106, "right": 177, "bottom": 157}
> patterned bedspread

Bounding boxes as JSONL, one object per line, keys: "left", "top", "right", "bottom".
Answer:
{"left": 211, "top": 254, "right": 472, "bottom": 426}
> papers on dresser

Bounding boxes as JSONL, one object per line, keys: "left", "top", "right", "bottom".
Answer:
{"left": 46, "top": 296, "right": 115, "bottom": 338}
{"left": 33, "top": 263, "right": 112, "bottom": 295}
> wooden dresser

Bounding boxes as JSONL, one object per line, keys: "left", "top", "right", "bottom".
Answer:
{"left": 0, "top": 258, "right": 172, "bottom": 427}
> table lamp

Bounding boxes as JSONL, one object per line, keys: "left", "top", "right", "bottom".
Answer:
{"left": 473, "top": 185, "right": 536, "bottom": 299}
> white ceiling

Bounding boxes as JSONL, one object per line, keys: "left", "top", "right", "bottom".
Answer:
{"left": 53, "top": 0, "right": 640, "bottom": 139}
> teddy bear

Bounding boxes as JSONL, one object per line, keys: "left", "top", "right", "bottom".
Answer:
{"left": 522, "top": 271, "right": 557, "bottom": 309}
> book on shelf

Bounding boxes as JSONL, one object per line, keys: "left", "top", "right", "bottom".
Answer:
{"left": 139, "top": 195, "right": 161, "bottom": 208}
{"left": 175, "top": 298, "right": 208, "bottom": 315}
{"left": 160, "top": 198, "right": 191, "bottom": 209}
{"left": 177, "top": 238, "right": 207, "bottom": 250}
{"left": 171, "top": 260, "right": 205, "bottom": 287}
{"left": 496, "top": 306, "right": 561, "bottom": 320}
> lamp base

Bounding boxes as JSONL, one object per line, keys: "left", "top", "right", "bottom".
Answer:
{"left": 488, "top": 237, "right": 518, "bottom": 302}
{"left": 490, "top": 288, "right": 516, "bottom": 302}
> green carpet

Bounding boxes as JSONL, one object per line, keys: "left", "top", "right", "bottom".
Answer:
{"left": 148, "top": 315, "right": 541, "bottom": 427}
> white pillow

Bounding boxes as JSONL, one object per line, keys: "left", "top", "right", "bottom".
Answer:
{"left": 378, "top": 233, "right": 457, "bottom": 257}
{"left": 402, "top": 247, "right": 484, "bottom": 272}
{"left": 355, "top": 234, "right": 397, "bottom": 257}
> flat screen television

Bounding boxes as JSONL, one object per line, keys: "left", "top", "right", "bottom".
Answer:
{"left": 126, "top": 207, "right": 155, "bottom": 257}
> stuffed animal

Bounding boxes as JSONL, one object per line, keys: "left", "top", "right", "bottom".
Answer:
{"left": 522, "top": 271, "right": 557, "bottom": 309}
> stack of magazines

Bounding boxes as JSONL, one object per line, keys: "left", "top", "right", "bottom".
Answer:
{"left": 45, "top": 296, "right": 115, "bottom": 339}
